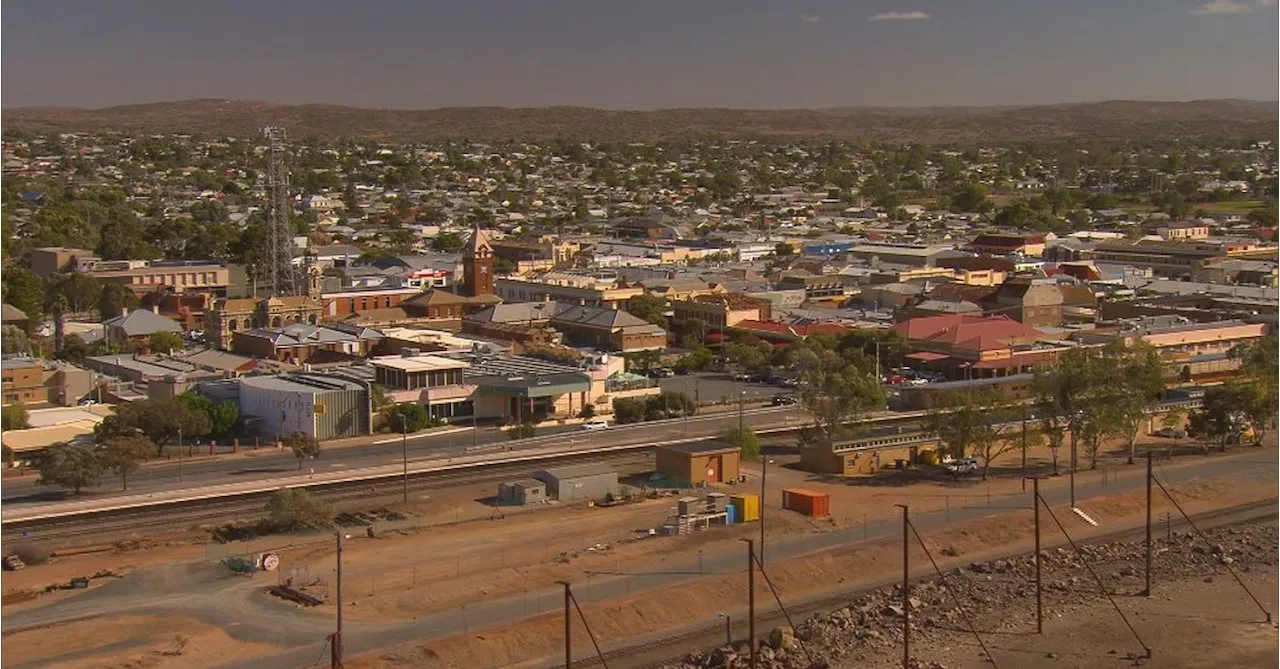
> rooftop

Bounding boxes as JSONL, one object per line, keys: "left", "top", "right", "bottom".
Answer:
{"left": 240, "top": 372, "right": 366, "bottom": 394}
{"left": 369, "top": 354, "right": 471, "bottom": 372}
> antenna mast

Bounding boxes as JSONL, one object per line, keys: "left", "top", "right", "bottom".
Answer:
{"left": 263, "top": 126, "right": 302, "bottom": 296}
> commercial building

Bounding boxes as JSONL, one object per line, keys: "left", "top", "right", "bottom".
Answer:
{"left": 496, "top": 274, "right": 643, "bottom": 310}
{"left": 893, "top": 314, "right": 1066, "bottom": 378}
{"left": 28, "top": 247, "right": 96, "bottom": 278}
{"left": 655, "top": 442, "right": 742, "bottom": 486}
{"left": 672, "top": 294, "right": 773, "bottom": 334}
{"left": 965, "top": 234, "right": 1047, "bottom": 257}
{"left": 2, "top": 358, "right": 97, "bottom": 407}
{"left": 847, "top": 243, "right": 953, "bottom": 267}
{"left": 239, "top": 373, "right": 371, "bottom": 440}
{"left": 1071, "top": 319, "right": 1267, "bottom": 363}
{"left": 534, "top": 463, "right": 618, "bottom": 503}
{"left": 549, "top": 305, "right": 668, "bottom": 352}
{"left": 775, "top": 272, "right": 848, "bottom": 301}
{"left": 72, "top": 256, "right": 236, "bottom": 295}
{"left": 466, "top": 354, "right": 593, "bottom": 422}
{"left": 370, "top": 352, "right": 475, "bottom": 420}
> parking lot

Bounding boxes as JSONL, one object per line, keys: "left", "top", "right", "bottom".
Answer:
{"left": 657, "top": 372, "right": 788, "bottom": 407}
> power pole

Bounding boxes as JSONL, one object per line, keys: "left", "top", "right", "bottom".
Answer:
{"left": 334, "top": 531, "right": 344, "bottom": 668}
{"left": 177, "top": 426, "right": 183, "bottom": 483}
{"left": 558, "top": 580, "right": 571, "bottom": 669}
{"left": 745, "top": 539, "right": 756, "bottom": 669}
{"left": 1144, "top": 450, "right": 1153, "bottom": 597}
{"left": 901, "top": 506, "right": 911, "bottom": 668}
{"left": 1032, "top": 478, "right": 1043, "bottom": 634}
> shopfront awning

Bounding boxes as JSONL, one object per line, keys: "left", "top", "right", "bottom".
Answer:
{"left": 905, "top": 351, "right": 950, "bottom": 363}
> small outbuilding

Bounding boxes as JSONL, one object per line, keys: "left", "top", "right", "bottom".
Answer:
{"left": 655, "top": 442, "right": 741, "bottom": 486}
{"left": 534, "top": 463, "right": 618, "bottom": 503}
{"left": 497, "top": 479, "right": 547, "bottom": 505}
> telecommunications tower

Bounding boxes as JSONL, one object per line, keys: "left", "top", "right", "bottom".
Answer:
{"left": 262, "top": 126, "right": 304, "bottom": 296}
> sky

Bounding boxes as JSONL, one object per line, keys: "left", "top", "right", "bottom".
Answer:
{"left": 3, "top": 0, "right": 1277, "bottom": 110}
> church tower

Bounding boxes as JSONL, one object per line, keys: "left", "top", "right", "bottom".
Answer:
{"left": 462, "top": 225, "right": 494, "bottom": 297}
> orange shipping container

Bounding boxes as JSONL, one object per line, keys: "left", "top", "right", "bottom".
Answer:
{"left": 781, "top": 488, "right": 830, "bottom": 518}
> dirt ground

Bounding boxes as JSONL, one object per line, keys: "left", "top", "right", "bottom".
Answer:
{"left": 0, "top": 614, "right": 276, "bottom": 669}
{"left": 342, "top": 472, "right": 1278, "bottom": 669}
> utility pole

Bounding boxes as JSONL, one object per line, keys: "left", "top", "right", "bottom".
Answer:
{"left": 334, "top": 531, "right": 344, "bottom": 668}
{"left": 400, "top": 414, "right": 409, "bottom": 503}
{"left": 901, "top": 505, "right": 911, "bottom": 668}
{"left": 558, "top": 580, "right": 571, "bottom": 669}
{"left": 1020, "top": 405, "right": 1028, "bottom": 490}
{"left": 745, "top": 538, "right": 756, "bottom": 669}
{"left": 1069, "top": 427, "right": 1077, "bottom": 508}
{"left": 1032, "top": 477, "right": 1043, "bottom": 634}
{"left": 1144, "top": 450, "right": 1153, "bottom": 597}
{"left": 759, "top": 457, "right": 768, "bottom": 566}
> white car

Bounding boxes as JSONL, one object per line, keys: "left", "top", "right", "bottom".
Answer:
{"left": 580, "top": 419, "right": 611, "bottom": 431}
{"left": 946, "top": 458, "right": 980, "bottom": 476}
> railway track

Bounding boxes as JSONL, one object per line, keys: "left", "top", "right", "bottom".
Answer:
{"left": 1, "top": 451, "right": 654, "bottom": 546}
{"left": 560, "top": 497, "right": 1279, "bottom": 669}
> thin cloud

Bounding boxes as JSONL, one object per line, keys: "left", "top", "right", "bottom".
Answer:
{"left": 799, "top": 14, "right": 822, "bottom": 24}
{"left": 868, "top": 11, "right": 931, "bottom": 22}
{"left": 1191, "top": 0, "right": 1274, "bottom": 14}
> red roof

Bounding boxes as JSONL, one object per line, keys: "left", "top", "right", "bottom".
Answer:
{"left": 893, "top": 314, "right": 1046, "bottom": 352}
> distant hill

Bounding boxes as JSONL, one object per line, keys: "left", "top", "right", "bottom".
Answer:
{"left": 3, "top": 99, "right": 1276, "bottom": 144}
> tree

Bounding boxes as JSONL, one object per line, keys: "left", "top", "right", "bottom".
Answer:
{"left": 45, "top": 272, "right": 101, "bottom": 315}
{"left": 792, "top": 346, "right": 885, "bottom": 447}
{"left": 722, "top": 337, "right": 771, "bottom": 372}
{"left": 774, "top": 242, "right": 793, "bottom": 257}
{"left": 431, "top": 232, "right": 466, "bottom": 253}
{"left": 2, "top": 266, "right": 45, "bottom": 333}
{"left": 284, "top": 432, "right": 321, "bottom": 470}
{"left": 625, "top": 294, "right": 669, "bottom": 329}
{"left": 149, "top": 331, "right": 184, "bottom": 355}
{"left": 949, "top": 183, "right": 991, "bottom": 213}
{"left": 0, "top": 325, "right": 30, "bottom": 355}
{"left": 1, "top": 403, "right": 30, "bottom": 431}
{"left": 98, "top": 283, "right": 139, "bottom": 321}
{"left": 923, "top": 391, "right": 1021, "bottom": 480}
{"left": 1108, "top": 341, "right": 1168, "bottom": 464}
{"left": 264, "top": 488, "right": 332, "bottom": 531}
{"left": 96, "top": 396, "right": 211, "bottom": 453}
{"left": 36, "top": 443, "right": 103, "bottom": 494}
{"left": 644, "top": 392, "right": 696, "bottom": 420}
{"left": 625, "top": 349, "right": 663, "bottom": 375}
{"left": 721, "top": 426, "right": 760, "bottom": 461}
{"left": 506, "top": 421, "right": 536, "bottom": 440}
{"left": 384, "top": 402, "right": 432, "bottom": 433}
{"left": 612, "top": 397, "right": 646, "bottom": 424}
{"left": 177, "top": 393, "right": 241, "bottom": 438}
{"left": 99, "top": 434, "right": 154, "bottom": 491}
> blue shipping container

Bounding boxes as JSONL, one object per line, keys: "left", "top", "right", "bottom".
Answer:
{"left": 726, "top": 504, "right": 737, "bottom": 525}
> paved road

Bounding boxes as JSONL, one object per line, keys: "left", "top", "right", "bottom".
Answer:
{"left": 0, "top": 405, "right": 814, "bottom": 507}
{"left": 6, "top": 446, "right": 1272, "bottom": 669}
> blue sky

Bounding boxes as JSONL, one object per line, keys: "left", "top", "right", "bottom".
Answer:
{"left": 3, "top": 0, "right": 1277, "bottom": 109}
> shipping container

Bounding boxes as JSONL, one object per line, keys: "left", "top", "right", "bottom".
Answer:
{"left": 729, "top": 494, "right": 761, "bottom": 522}
{"left": 781, "top": 488, "right": 830, "bottom": 518}
{"left": 726, "top": 504, "right": 737, "bottom": 525}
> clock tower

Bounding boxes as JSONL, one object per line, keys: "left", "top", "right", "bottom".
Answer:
{"left": 462, "top": 225, "right": 495, "bottom": 297}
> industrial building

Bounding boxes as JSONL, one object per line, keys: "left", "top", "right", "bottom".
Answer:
{"left": 534, "top": 463, "right": 618, "bottom": 503}
{"left": 655, "top": 442, "right": 742, "bottom": 486}
{"left": 239, "top": 373, "right": 371, "bottom": 440}
{"left": 497, "top": 479, "right": 547, "bottom": 505}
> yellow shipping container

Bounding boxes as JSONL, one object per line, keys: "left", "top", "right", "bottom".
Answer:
{"left": 729, "top": 494, "right": 761, "bottom": 522}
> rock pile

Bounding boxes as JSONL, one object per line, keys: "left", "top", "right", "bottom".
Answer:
{"left": 662, "top": 519, "right": 1276, "bottom": 669}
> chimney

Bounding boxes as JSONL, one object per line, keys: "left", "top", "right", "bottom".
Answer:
{"left": 121, "top": 306, "right": 129, "bottom": 318}
{"left": 151, "top": 303, "right": 160, "bottom": 314}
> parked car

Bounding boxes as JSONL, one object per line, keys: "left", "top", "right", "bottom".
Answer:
{"left": 580, "top": 419, "right": 611, "bottom": 431}
{"left": 946, "top": 458, "right": 980, "bottom": 476}
{"left": 772, "top": 394, "right": 799, "bottom": 406}
{"left": 733, "top": 372, "right": 753, "bottom": 382}
{"left": 1153, "top": 427, "right": 1187, "bottom": 439}
{"left": 649, "top": 368, "right": 674, "bottom": 378}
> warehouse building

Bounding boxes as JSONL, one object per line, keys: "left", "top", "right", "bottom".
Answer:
{"left": 239, "top": 373, "right": 371, "bottom": 440}
{"left": 534, "top": 463, "right": 618, "bottom": 503}
{"left": 655, "top": 442, "right": 742, "bottom": 486}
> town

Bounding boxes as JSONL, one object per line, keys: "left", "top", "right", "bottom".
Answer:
{"left": 1, "top": 120, "right": 1278, "bottom": 669}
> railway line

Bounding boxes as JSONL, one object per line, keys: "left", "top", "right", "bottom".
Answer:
{"left": 1, "top": 450, "right": 654, "bottom": 547}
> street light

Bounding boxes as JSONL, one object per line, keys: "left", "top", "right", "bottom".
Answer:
{"left": 760, "top": 457, "right": 774, "bottom": 566}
